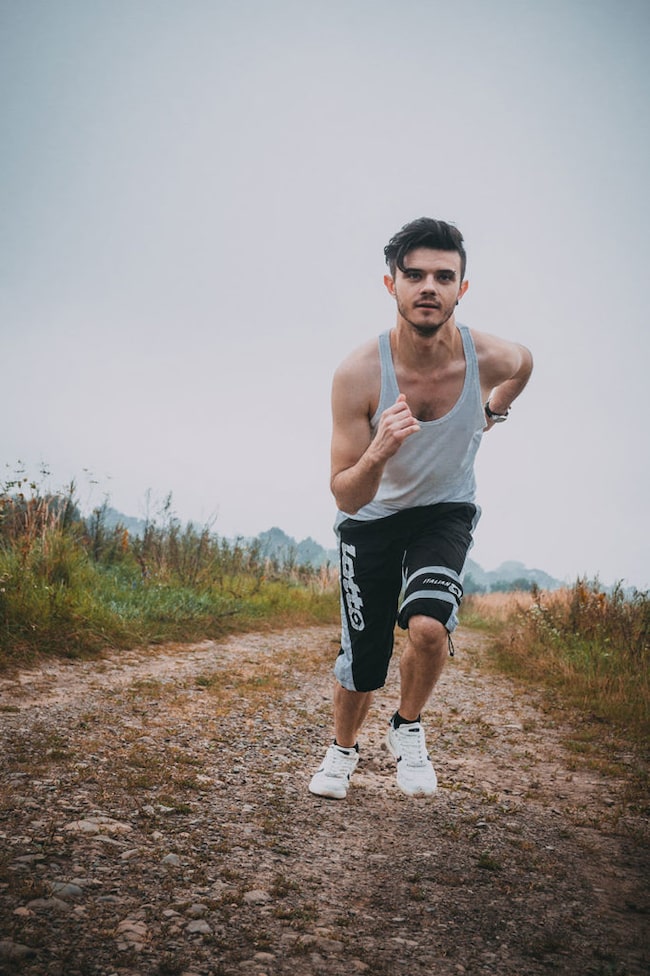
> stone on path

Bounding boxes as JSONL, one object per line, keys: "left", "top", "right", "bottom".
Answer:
{"left": 0, "top": 939, "right": 37, "bottom": 961}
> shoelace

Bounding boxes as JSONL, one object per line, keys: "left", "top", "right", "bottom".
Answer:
{"left": 324, "top": 747, "right": 356, "bottom": 778}
{"left": 395, "top": 726, "right": 429, "bottom": 767}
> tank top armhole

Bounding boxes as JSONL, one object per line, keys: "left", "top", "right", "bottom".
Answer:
{"left": 371, "top": 331, "right": 399, "bottom": 426}
{"left": 459, "top": 325, "right": 482, "bottom": 404}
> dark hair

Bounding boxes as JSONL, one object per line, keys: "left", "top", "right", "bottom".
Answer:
{"left": 384, "top": 217, "right": 466, "bottom": 280}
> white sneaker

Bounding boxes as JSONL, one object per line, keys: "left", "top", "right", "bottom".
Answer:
{"left": 386, "top": 721, "right": 437, "bottom": 796}
{"left": 309, "top": 744, "right": 359, "bottom": 799}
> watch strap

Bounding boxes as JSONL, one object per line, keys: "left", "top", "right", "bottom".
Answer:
{"left": 484, "top": 400, "right": 509, "bottom": 421}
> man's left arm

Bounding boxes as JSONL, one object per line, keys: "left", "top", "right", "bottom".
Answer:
{"left": 475, "top": 333, "right": 534, "bottom": 430}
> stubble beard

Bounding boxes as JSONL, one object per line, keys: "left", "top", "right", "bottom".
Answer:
{"left": 396, "top": 297, "right": 456, "bottom": 339}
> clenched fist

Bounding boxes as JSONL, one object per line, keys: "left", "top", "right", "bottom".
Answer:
{"left": 372, "top": 394, "right": 420, "bottom": 461}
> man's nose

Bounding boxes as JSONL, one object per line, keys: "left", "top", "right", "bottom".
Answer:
{"left": 420, "top": 275, "right": 437, "bottom": 292}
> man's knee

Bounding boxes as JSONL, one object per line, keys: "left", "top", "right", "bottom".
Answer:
{"left": 407, "top": 614, "right": 448, "bottom": 654}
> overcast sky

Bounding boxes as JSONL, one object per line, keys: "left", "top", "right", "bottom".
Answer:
{"left": 1, "top": 0, "right": 649, "bottom": 589}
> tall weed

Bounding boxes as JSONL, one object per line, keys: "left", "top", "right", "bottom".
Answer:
{"left": 463, "top": 581, "right": 650, "bottom": 745}
{"left": 0, "top": 479, "right": 338, "bottom": 667}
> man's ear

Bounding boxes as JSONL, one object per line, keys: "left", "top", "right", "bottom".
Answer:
{"left": 457, "top": 279, "right": 469, "bottom": 303}
{"left": 384, "top": 274, "right": 396, "bottom": 298}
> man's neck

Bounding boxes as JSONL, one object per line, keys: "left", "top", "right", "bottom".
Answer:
{"left": 391, "top": 317, "right": 461, "bottom": 370}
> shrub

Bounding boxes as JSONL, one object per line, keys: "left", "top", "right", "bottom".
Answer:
{"left": 463, "top": 580, "right": 650, "bottom": 745}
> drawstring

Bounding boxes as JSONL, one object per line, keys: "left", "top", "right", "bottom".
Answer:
{"left": 447, "top": 632, "right": 456, "bottom": 657}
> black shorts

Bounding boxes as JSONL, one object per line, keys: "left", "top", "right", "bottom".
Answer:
{"left": 334, "top": 503, "right": 480, "bottom": 692}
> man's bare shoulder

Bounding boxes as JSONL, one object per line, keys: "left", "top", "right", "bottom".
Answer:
{"left": 331, "top": 335, "right": 383, "bottom": 424}
{"left": 469, "top": 327, "right": 533, "bottom": 384}
{"left": 332, "top": 336, "right": 381, "bottom": 392}
{"left": 334, "top": 336, "right": 380, "bottom": 376}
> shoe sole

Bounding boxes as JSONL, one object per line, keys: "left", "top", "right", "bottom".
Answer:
{"left": 394, "top": 778, "right": 437, "bottom": 797}
{"left": 308, "top": 780, "right": 347, "bottom": 799}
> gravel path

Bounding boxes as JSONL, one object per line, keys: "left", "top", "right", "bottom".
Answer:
{"left": 0, "top": 624, "right": 647, "bottom": 976}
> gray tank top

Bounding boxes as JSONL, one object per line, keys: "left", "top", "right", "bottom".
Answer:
{"left": 337, "top": 325, "right": 485, "bottom": 523}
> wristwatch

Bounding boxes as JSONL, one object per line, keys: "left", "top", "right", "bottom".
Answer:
{"left": 484, "top": 400, "right": 509, "bottom": 423}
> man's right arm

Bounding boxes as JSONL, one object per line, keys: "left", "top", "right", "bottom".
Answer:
{"left": 330, "top": 360, "right": 420, "bottom": 515}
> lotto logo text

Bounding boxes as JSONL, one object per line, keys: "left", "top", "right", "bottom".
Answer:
{"left": 341, "top": 542, "right": 365, "bottom": 631}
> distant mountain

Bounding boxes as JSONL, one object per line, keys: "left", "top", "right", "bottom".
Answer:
{"left": 256, "top": 527, "right": 338, "bottom": 568}
{"left": 101, "top": 506, "right": 147, "bottom": 538}
{"left": 464, "top": 558, "right": 562, "bottom": 593}
{"left": 255, "top": 530, "right": 563, "bottom": 589}
{"left": 98, "top": 511, "right": 339, "bottom": 568}
{"left": 97, "top": 507, "right": 561, "bottom": 588}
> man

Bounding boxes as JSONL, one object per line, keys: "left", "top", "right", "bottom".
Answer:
{"left": 309, "top": 217, "right": 533, "bottom": 799}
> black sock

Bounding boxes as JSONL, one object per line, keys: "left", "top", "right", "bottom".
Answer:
{"left": 333, "top": 740, "right": 359, "bottom": 753}
{"left": 391, "top": 710, "right": 421, "bottom": 729}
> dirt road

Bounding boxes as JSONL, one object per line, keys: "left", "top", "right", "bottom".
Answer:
{"left": 0, "top": 625, "right": 647, "bottom": 975}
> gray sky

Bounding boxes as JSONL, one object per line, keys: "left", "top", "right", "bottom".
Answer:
{"left": 2, "top": 0, "right": 649, "bottom": 589}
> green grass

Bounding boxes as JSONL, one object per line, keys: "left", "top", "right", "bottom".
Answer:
{"left": 0, "top": 481, "right": 338, "bottom": 668}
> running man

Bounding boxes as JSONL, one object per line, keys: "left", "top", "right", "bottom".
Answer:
{"left": 309, "top": 217, "right": 533, "bottom": 799}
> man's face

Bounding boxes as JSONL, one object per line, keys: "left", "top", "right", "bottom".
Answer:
{"left": 384, "top": 247, "right": 468, "bottom": 337}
